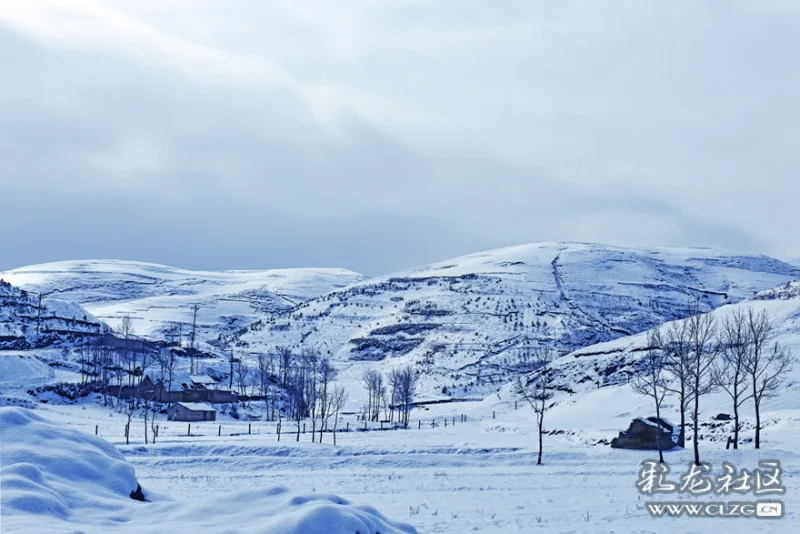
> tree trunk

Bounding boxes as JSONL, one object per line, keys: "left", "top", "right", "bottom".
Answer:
{"left": 693, "top": 392, "right": 701, "bottom": 466}
{"left": 733, "top": 403, "right": 740, "bottom": 450}
{"left": 537, "top": 425, "right": 543, "bottom": 465}
{"left": 754, "top": 400, "right": 761, "bottom": 449}
{"left": 679, "top": 394, "right": 686, "bottom": 448}
{"left": 655, "top": 403, "right": 665, "bottom": 464}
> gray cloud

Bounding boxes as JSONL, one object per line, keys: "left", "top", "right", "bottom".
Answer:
{"left": 1, "top": 1, "right": 799, "bottom": 276}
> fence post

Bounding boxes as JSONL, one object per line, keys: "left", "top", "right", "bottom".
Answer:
{"left": 303, "top": 423, "right": 306, "bottom": 434}
{"left": 188, "top": 424, "right": 191, "bottom": 436}
{"left": 444, "top": 418, "right": 447, "bottom": 427}
{"left": 249, "top": 423, "right": 251, "bottom": 435}
{"left": 493, "top": 411, "right": 495, "bottom": 419}
{"left": 364, "top": 421, "right": 367, "bottom": 431}
{"left": 346, "top": 422, "right": 350, "bottom": 432}
{"left": 95, "top": 424, "right": 98, "bottom": 436}
{"left": 218, "top": 425, "right": 221, "bottom": 436}
{"left": 419, "top": 420, "right": 421, "bottom": 429}
{"left": 381, "top": 421, "right": 384, "bottom": 430}
{"left": 452, "top": 416, "right": 455, "bottom": 426}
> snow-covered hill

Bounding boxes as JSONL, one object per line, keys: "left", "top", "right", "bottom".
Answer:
{"left": 0, "top": 279, "right": 107, "bottom": 350}
{"left": 226, "top": 242, "right": 800, "bottom": 398}
{"left": 504, "top": 278, "right": 800, "bottom": 452}
{"left": 1, "top": 260, "right": 366, "bottom": 348}
{"left": 534, "top": 292, "right": 800, "bottom": 400}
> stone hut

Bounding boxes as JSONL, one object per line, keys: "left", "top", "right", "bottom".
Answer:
{"left": 610, "top": 417, "right": 683, "bottom": 450}
{"left": 167, "top": 402, "right": 217, "bottom": 422}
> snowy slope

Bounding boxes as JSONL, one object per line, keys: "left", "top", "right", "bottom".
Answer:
{"left": 228, "top": 242, "right": 800, "bottom": 398}
{"left": 542, "top": 291, "right": 800, "bottom": 397}
{"left": 1, "top": 260, "right": 366, "bottom": 346}
{"left": 514, "top": 284, "right": 800, "bottom": 450}
{"left": 0, "top": 279, "right": 107, "bottom": 350}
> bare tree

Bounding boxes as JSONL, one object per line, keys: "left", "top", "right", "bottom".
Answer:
{"left": 396, "top": 367, "right": 418, "bottom": 428}
{"left": 744, "top": 307, "right": 794, "bottom": 448}
{"left": 361, "top": 370, "right": 382, "bottom": 422}
{"left": 317, "top": 358, "right": 338, "bottom": 431}
{"left": 330, "top": 386, "right": 348, "bottom": 446}
{"left": 256, "top": 353, "right": 273, "bottom": 420}
{"left": 116, "top": 315, "right": 135, "bottom": 387}
{"left": 659, "top": 320, "right": 692, "bottom": 447}
{"left": 277, "top": 346, "right": 293, "bottom": 388}
{"left": 713, "top": 309, "right": 752, "bottom": 449}
{"left": 124, "top": 400, "right": 135, "bottom": 445}
{"left": 387, "top": 369, "right": 402, "bottom": 423}
{"left": 686, "top": 306, "right": 718, "bottom": 466}
{"left": 237, "top": 361, "right": 252, "bottom": 403}
{"left": 516, "top": 349, "right": 555, "bottom": 465}
{"left": 631, "top": 331, "right": 672, "bottom": 463}
{"left": 304, "top": 352, "right": 319, "bottom": 442}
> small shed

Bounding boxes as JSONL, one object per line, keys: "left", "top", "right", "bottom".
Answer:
{"left": 610, "top": 417, "right": 683, "bottom": 450}
{"left": 167, "top": 402, "right": 217, "bottom": 422}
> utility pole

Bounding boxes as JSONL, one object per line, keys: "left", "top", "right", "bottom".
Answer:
{"left": 229, "top": 347, "right": 234, "bottom": 389}
{"left": 36, "top": 293, "right": 43, "bottom": 335}
{"left": 189, "top": 304, "right": 199, "bottom": 374}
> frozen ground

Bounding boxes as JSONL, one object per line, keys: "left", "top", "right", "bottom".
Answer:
{"left": 0, "top": 407, "right": 416, "bottom": 534}
{"left": 6, "top": 384, "right": 795, "bottom": 534}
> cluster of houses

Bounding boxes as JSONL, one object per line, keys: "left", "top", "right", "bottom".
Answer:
{"left": 108, "top": 374, "right": 237, "bottom": 422}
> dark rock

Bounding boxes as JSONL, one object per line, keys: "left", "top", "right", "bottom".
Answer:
{"left": 610, "top": 417, "right": 683, "bottom": 450}
{"left": 130, "top": 484, "right": 146, "bottom": 502}
{"left": 713, "top": 413, "right": 732, "bottom": 421}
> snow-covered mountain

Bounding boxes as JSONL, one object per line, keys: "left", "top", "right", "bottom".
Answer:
{"left": 0, "top": 279, "right": 108, "bottom": 350}
{"left": 226, "top": 242, "right": 800, "bottom": 398}
{"left": 1, "top": 260, "right": 366, "bottom": 348}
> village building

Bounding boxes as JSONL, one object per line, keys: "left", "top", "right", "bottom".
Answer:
{"left": 108, "top": 374, "right": 238, "bottom": 404}
{"left": 167, "top": 402, "right": 217, "bottom": 422}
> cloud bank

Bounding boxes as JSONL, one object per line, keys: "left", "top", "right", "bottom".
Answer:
{"left": 2, "top": 1, "right": 798, "bottom": 274}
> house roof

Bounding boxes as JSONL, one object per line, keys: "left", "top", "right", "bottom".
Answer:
{"left": 174, "top": 402, "right": 216, "bottom": 412}
{"left": 189, "top": 375, "right": 217, "bottom": 385}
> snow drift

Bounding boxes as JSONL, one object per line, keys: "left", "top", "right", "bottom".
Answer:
{"left": 0, "top": 408, "right": 416, "bottom": 534}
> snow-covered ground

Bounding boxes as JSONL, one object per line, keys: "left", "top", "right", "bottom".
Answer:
{"left": 0, "top": 407, "right": 416, "bottom": 534}
{"left": 4, "top": 385, "right": 797, "bottom": 533}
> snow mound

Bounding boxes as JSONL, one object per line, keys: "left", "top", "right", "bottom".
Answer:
{"left": 0, "top": 408, "right": 416, "bottom": 534}
{"left": 0, "top": 407, "right": 140, "bottom": 520}
{"left": 144, "top": 487, "right": 418, "bottom": 534}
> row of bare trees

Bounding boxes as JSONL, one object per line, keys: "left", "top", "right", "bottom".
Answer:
{"left": 634, "top": 304, "right": 794, "bottom": 465}
{"left": 245, "top": 348, "right": 349, "bottom": 443}
{"left": 361, "top": 367, "right": 419, "bottom": 427}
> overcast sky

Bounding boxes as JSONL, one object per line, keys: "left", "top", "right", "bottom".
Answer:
{"left": 2, "top": 1, "right": 799, "bottom": 276}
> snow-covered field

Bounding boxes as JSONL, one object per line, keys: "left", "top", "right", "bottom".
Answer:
{"left": 3, "top": 386, "right": 797, "bottom": 533}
